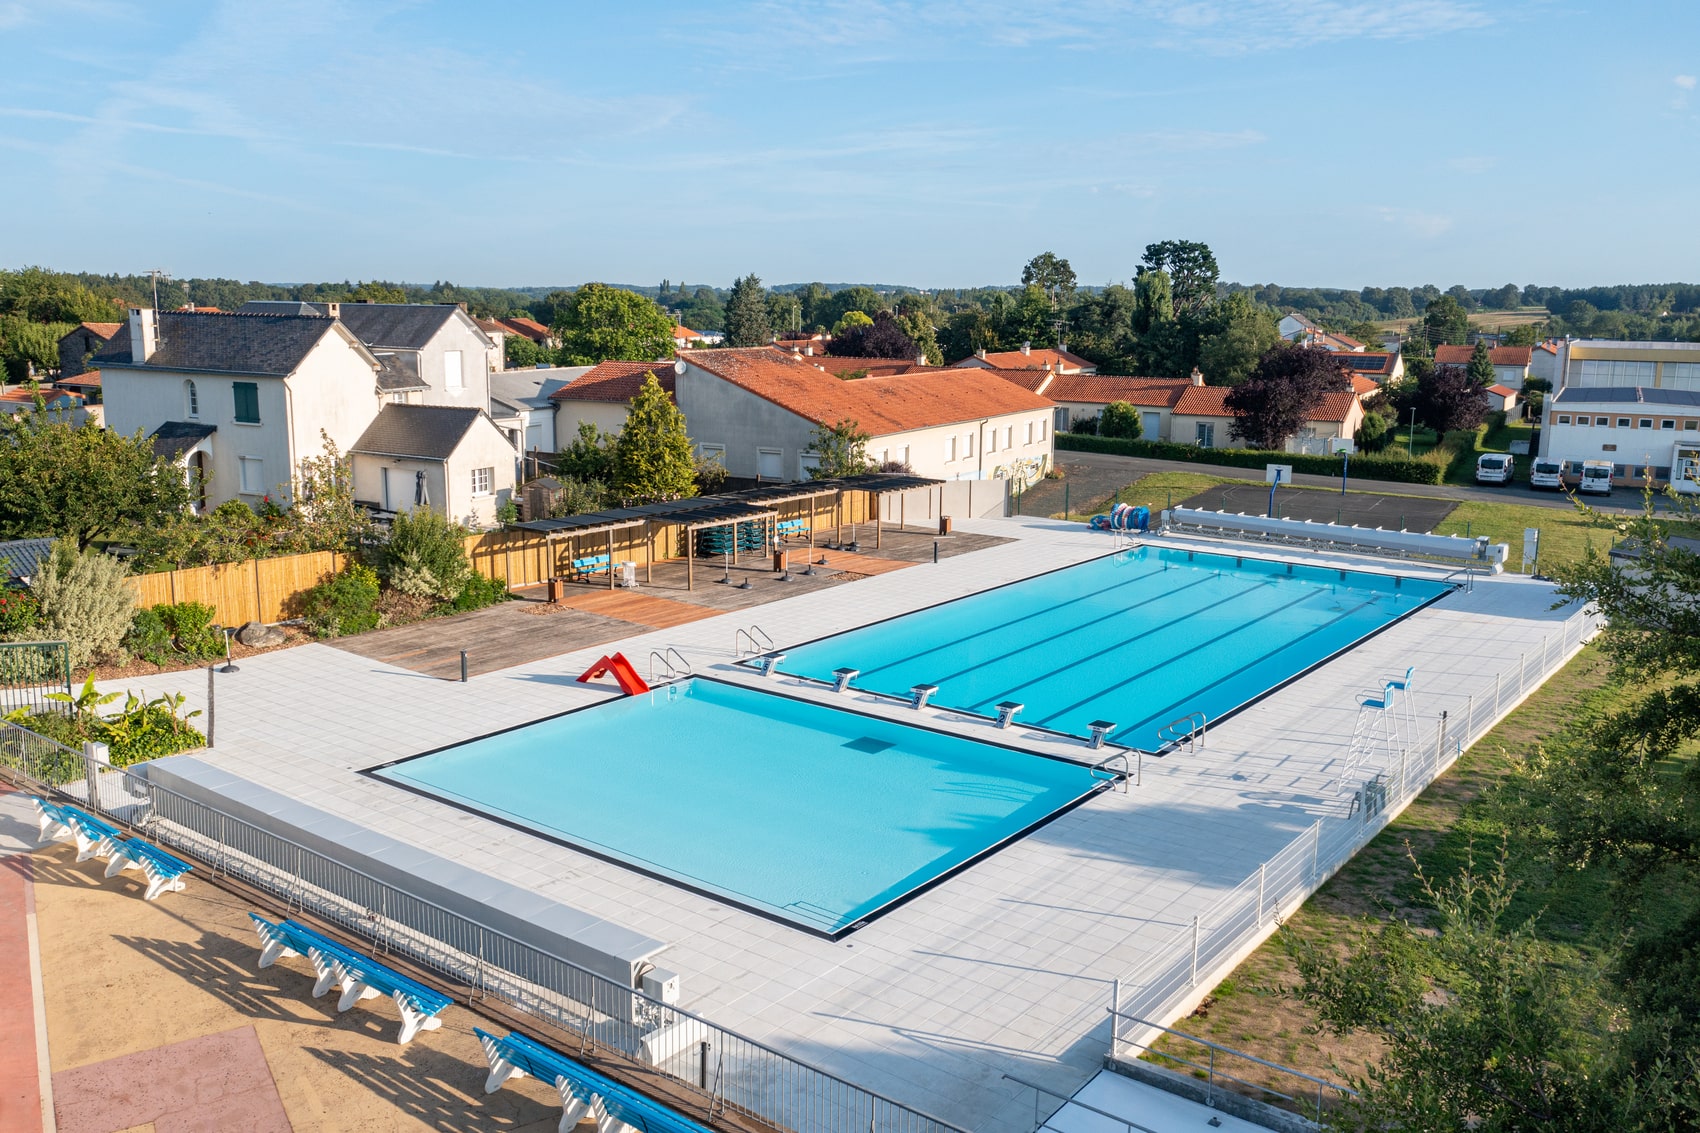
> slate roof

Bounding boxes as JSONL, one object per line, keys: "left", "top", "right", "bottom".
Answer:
{"left": 149, "top": 420, "right": 216, "bottom": 459}
{"left": 93, "top": 312, "right": 342, "bottom": 376}
{"left": 549, "top": 361, "right": 676, "bottom": 403}
{"left": 349, "top": 404, "right": 485, "bottom": 460}
{"left": 371, "top": 351, "right": 425, "bottom": 391}
{"left": 336, "top": 303, "right": 462, "bottom": 349}
{"left": 238, "top": 300, "right": 325, "bottom": 316}
{"left": 681, "top": 348, "right": 1051, "bottom": 433}
{"left": 1434, "top": 345, "right": 1533, "bottom": 367}
{"left": 491, "top": 365, "right": 585, "bottom": 410}
{"left": 0, "top": 538, "right": 53, "bottom": 585}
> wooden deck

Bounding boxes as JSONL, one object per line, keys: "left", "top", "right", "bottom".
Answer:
{"left": 551, "top": 588, "right": 722, "bottom": 629}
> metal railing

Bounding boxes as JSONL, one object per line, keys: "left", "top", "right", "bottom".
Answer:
{"left": 0, "top": 640, "right": 71, "bottom": 717}
{"left": 1156, "top": 711, "right": 1207, "bottom": 754}
{"left": 1105, "top": 602, "right": 1603, "bottom": 1116}
{"left": 0, "top": 731, "right": 970, "bottom": 1133}
{"left": 648, "top": 647, "right": 693, "bottom": 683}
{"left": 999, "top": 1072, "right": 1161, "bottom": 1133}
{"left": 733, "top": 624, "right": 774, "bottom": 659}
{"left": 1109, "top": 1010, "right": 1354, "bottom": 1124}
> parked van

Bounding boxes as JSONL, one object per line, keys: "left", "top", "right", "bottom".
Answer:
{"left": 1578, "top": 460, "right": 1614, "bottom": 495}
{"left": 1529, "top": 458, "right": 1566, "bottom": 491}
{"left": 1475, "top": 453, "right": 1514, "bottom": 485}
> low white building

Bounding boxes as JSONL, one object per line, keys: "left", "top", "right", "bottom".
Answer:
{"left": 677, "top": 348, "right": 1054, "bottom": 483}
{"left": 1537, "top": 339, "right": 1700, "bottom": 484}
{"left": 548, "top": 361, "right": 674, "bottom": 441}
{"left": 349, "top": 404, "right": 516, "bottom": 528}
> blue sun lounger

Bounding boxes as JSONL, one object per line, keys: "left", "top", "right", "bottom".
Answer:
{"left": 248, "top": 914, "right": 453, "bottom": 1044}
{"left": 476, "top": 1027, "right": 715, "bottom": 1133}
{"left": 30, "top": 797, "right": 122, "bottom": 861}
{"left": 101, "top": 836, "right": 193, "bottom": 901}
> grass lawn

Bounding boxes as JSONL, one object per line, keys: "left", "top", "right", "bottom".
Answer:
{"left": 1067, "top": 470, "right": 1242, "bottom": 520}
{"left": 1141, "top": 646, "right": 1619, "bottom": 1109}
{"left": 1434, "top": 495, "right": 1611, "bottom": 570}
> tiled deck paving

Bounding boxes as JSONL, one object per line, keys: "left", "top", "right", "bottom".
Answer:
{"left": 93, "top": 515, "right": 1591, "bottom": 1132}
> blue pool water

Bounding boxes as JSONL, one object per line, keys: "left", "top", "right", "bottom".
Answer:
{"left": 778, "top": 546, "right": 1449, "bottom": 750}
{"left": 371, "top": 679, "right": 1102, "bottom": 935}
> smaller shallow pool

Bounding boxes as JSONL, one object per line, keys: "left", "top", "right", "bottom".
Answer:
{"left": 369, "top": 678, "right": 1104, "bottom": 935}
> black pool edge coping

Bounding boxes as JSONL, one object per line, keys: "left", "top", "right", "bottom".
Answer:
{"left": 357, "top": 672, "right": 1122, "bottom": 942}
{"left": 748, "top": 538, "right": 1459, "bottom": 754}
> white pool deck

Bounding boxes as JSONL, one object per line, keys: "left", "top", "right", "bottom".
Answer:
{"left": 96, "top": 516, "right": 1592, "bottom": 1132}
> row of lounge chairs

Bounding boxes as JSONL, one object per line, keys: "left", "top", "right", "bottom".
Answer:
{"left": 31, "top": 792, "right": 709, "bottom": 1132}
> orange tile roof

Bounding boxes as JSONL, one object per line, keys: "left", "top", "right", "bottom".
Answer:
{"left": 499, "top": 317, "right": 552, "bottom": 342}
{"left": 1035, "top": 374, "right": 1192, "bottom": 407}
{"left": 549, "top": 361, "right": 675, "bottom": 403}
{"left": 1351, "top": 375, "right": 1380, "bottom": 395}
{"left": 1173, "top": 385, "right": 1358, "bottom": 423}
{"left": 79, "top": 321, "right": 121, "bottom": 338}
{"left": 1487, "top": 384, "right": 1519, "bottom": 397}
{"left": 681, "top": 348, "right": 1051, "bottom": 433}
{"left": 1434, "top": 345, "right": 1533, "bottom": 366}
{"left": 791, "top": 353, "right": 947, "bottom": 377}
{"left": 55, "top": 370, "right": 101, "bottom": 387}
{"left": 672, "top": 325, "right": 704, "bottom": 341}
{"left": 960, "top": 347, "right": 1095, "bottom": 371}
{"left": 1335, "top": 352, "right": 1398, "bottom": 377}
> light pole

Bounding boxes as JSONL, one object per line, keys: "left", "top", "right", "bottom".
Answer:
{"left": 1407, "top": 407, "right": 1417, "bottom": 457}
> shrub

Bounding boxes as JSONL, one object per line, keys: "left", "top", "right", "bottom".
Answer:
{"left": 1054, "top": 433, "right": 1448, "bottom": 485}
{"left": 495, "top": 498, "right": 520, "bottom": 526}
{"left": 0, "top": 588, "right": 40, "bottom": 637}
{"left": 7, "top": 686, "right": 204, "bottom": 773}
{"left": 299, "top": 563, "right": 381, "bottom": 638}
{"left": 123, "top": 606, "right": 175, "bottom": 666}
{"left": 382, "top": 508, "right": 471, "bottom": 601}
{"left": 31, "top": 540, "right": 136, "bottom": 668}
{"left": 546, "top": 477, "right": 612, "bottom": 519}
{"left": 164, "top": 601, "right": 222, "bottom": 658}
{"left": 1069, "top": 414, "right": 1100, "bottom": 436}
{"left": 451, "top": 571, "right": 511, "bottom": 612}
{"left": 1099, "top": 401, "right": 1143, "bottom": 440}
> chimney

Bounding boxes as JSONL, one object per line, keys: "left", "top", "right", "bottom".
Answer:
{"left": 1021, "top": 341, "right": 1031, "bottom": 356}
{"left": 1190, "top": 367, "right": 1204, "bottom": 387}
{"left": 916, "top": 351, "right": 927, "bottom": 366}
{"left": 128, "top": 308, "right": 158, "bottom": 363}
{"left": 323, "top": 301, "right": 341, "bottom": 318}
{"left": 458, "top": 301, "right": 468, "bottom": 312}
{"left": 975, "top": 348, "right": 987, "bottom": 361}
{"left": 805, "top": 345, "right": 814, "bottom": 356}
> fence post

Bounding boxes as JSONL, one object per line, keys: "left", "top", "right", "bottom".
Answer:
{"left": 1258, "top": 863, "right": 1266, "bottom": 925}
{"left": 1310, "top": 820, "right": 1321, "bottom": 884}
{"left": 1110, "top": 978, "right": 1121, "bottom": 1059}
{"left": 82, "top": 741, "right": 109, "bottom": 812}
{"left": 1191, "top": 916, "right": 1200, "bottom": 987}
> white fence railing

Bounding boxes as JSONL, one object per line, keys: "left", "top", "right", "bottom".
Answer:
{"left": 0, "top": 729, "right": 970, "bottom": 1133}
{"left": 1105, "top": 602, "right": 1603, "bottom": 1092}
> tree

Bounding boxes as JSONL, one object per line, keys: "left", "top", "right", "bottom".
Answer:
{"left": 1502, "top": 322, "right": 1542, "bottom": 348}
{"left": 1139, "top": 240, "right": 1219, "bottom": 314}
{"left": 1131, "top": 269, "right": 1174, "bottom": 336}
{"left": 998, "top": 285, "right": 1058, "bottom": 349}
{"left": 1065, "top": 284, "right": 1139, "bottom": 373}
{"left": 1422, "top": 295, "right": 1472, "bottom": 346}
{"left": 556, "top": 420, "right": 615, "bottom": 483}
{"left": 1488, "top": 283, "right": 1522, "bottom": 310}
{"left": 1020, "top": 252, "right": 1077, "bottom": 304}
{"left": 1414, "top": 364, "right": 1490, "bottom": 433}
{"left": 1223, "top": 344, "right": 1351, "bottom": 450}
{"left": 504, "top": 334, "right": 548, "bottom": 368}
{"left": 288, "top": 431, "right": 371, "bottom": 552}
{"left": 31, "top": 540, "right": 135, "bottom": 668}
{"left": 1467, "top": 340, "right": 1498, "bottom": 389}
{"left": 827, "top": 310, "right": 917, "bottom": 359}
{"left": 940, "top": 309, "right": 999, "bottom": 361}
{"left": 723, "top": 274, "right": 773, "bottom": 347}
{"left": 551, "top": 283, "right": 674, "bottom": 365}
{"left": 895, "top": 309, "right": 943, "bottom": 365}
{"left": 0, "top": 417, "right": 193, "bottom": 549}
{"left": 830, "top": 310, "right": 873, "bottom": 337}
{"left": 610, "top": 373, "right": 696, "bottom": 501}
{"left": 1446, "top": 283, "right": 1478, "bottom": 310}
{"left": 807, "top": 419, "right": 872, "bottom": 479}
{"left": 1098, "top": 401, "right": 1143, "bottom": 440}
{"left": 814, "top": 286, "right": 884, "bottom": 332}
{"left": 346, "top": 280, "right": 408, "bottom": 304}
{"left": 1195, "top": 292, "right": 1280, "bottom": 386}
{"left": 527, "top": 289, "right": 576, "bottom": 329}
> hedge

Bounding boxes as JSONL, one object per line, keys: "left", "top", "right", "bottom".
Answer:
{"left": 1055, "top": 433, "right": 1447, "bottom": 485}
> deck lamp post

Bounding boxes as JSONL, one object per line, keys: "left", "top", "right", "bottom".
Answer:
{"left": 217, "top": 626, "right": 239, "bottom": 674}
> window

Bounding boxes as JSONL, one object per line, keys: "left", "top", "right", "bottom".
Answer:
{"left": 1638, "top": 418, "right": 1652, "bottom": 429}
{"left": 1662, "top": 362, "right": 1700, "bottom": 390}
{"left": 1195, "top": 421, "right": 1215, "bottom": 447}
{"left": 985, "top": 427, "right": 996, "bottom": 453}
{"left": 233, "top": 381, "right": 260, "bottom": 424}
{"left": 444, "top": 350, "right": 464, "bottom": 390}
{"left": 1003, "top": 426, "right": 1013, "bottom": 449}
{"left": 964, "top": 431, "right": 975, "bottom": 458}
{"left": 799, "top": 452, "right": 821, "bottom": 477}
{"left": 1575, "top": 359, "right": 1655, "bottom": 386}
{"left": 470, "top": 467, "right": 493, "bottom": 496}
{"left": 238, "top": 456, "right": 264, "bottom": 494}
{"left": 945, "top": 435, "right": 957, "bottom": 461}
{"left": 1595, "top": 416, "right": 1611, "bottom": 426}
{"left": 1025, "top": 420, "right": 1035, "bottom": 445}
{"left": 1686, "top": 421, "right": 1699, "bottom": 431}
{"left": 1557, "top": 414, "right": 1571, "bottom": 425}
{"left": 184, "top": 380, "right": 199, "bottom": 419}
{"left": 699, "top": 443, "right": 725, "bottom": 463}
{"left": 756, "top": 448, "right": 783, "bottom": 479}
{"left": 1664, "top": 419, "right": 1677, "bottom": 430}
{"left": 1037, "top": 419, "right": 1046, "bottom": 441}
{"left": 1602, "top": 444, "right": 1618, "bottom": 452}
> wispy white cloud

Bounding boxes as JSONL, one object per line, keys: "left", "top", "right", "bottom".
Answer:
{"left": 1677, "top": 75, "right": 1697, "bottom": 90}
{"left": 1376, "top": 206, "right": 1453, "bottom": 239}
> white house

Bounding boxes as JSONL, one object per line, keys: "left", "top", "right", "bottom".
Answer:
{"left": 1530, "top": 340, "right": 1562, "bottom": 386}
{"left": 349, "top": 404, "right": 517, "bottom": 528}
{"left": 1434, "top": 344, "right": 1532, "bottom": 389}
{"left": 98, "top": 306, "right": 514, "bottom": 525}
{"left": 675, "top": 348, "right": 1054, "bottom": 483}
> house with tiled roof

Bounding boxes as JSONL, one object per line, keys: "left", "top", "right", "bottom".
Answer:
{"left": 97, "top": 305, "right": 514, "bottom": 525}
{"left": 1530, "top": 339, "right": 1562, "bottom": 386}
{"left": 498, "top": 316, "right": 559, "bottom": 350}
{"left": 548, "top": 361, "right": 675, "bottom": 438}
{"left": 57, "top": 321, "right": 121, "bottom": 377}
{"left": 1166, "top": 384, "right": 1365, "bottom": 454}
{"left": 951, "top": 342, "right": 1097, "bottom": 374}
{"left": 1334, "top": 351, "right": 1403, "bottom": 384}
{"left": 1434, "top": 344, "right": 1533, "bottom": 389}
{"left": 671, "top": 324, "right": 723, "bottom": 347}
{"left": 675, "top": 348, "right": 1053, "bottom": 482}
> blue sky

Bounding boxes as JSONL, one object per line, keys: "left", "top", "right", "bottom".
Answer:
{"left": 1, "top": 1, "right": 1695, "bottom": 290}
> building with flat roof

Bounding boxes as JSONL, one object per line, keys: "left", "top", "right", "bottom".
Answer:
{"left": 1538, "top": 339, "right": 1700, "bottom": 485}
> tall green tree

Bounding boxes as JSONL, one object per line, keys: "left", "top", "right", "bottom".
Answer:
{"left": 1020, "top": 252, "right": 1077, "bottom": 304}
{"left": 1421, "top": 295, "right": 1472, "bottom": 346}
{"left": 610, "top": 373, "right": 697, "bottom": 501}
{"left": 0, "top": 418, "right": 193, "bottom": 549}
{"left": 807, "top": 419, "right": 872, "bottom": 479}
{"left": 1131, "top": 270, "right": 1174, "bottom": 335}
{"left": 1467, "top": 340, "right": 1498, "bottom": 388}
{"left": 999, "top": 285, "right": 1059, "bottom": 348}
{"left": 1196, "top": 292, "right": 1280, "bottom": 386}
{"left": 1139, "top": 240, "right": 1219, "bottom": 314}
{"left": 723, "top": 274, "right": 773, "bottom": 347}
{"left": 552, "top": 283, "right": 675, "bottom": 364}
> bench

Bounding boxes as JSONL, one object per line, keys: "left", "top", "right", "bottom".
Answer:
{"left": 101, "top": 836, "right": 193, "bottom": 901}
{"left": 30, "top": 796, "right": 125, "bottom": 862}
{"left": 775, "top": 518, "right": 808, "bottom": 542}
{"left": 476, "top": 1028, "right": 710, "bottom": 1133}
{"left": 248, "top": 915, "right": 454, "bottom": 1044}
{"left": 568, "top": 554, "right": 611, "bottom": 581}
{"left": 30, "top": 796, "right": 75, "bottom": 844}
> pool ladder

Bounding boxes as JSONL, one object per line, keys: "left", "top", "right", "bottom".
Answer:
{"left": 733, "top": 624, "right": 774, "bottom": 659}
{"left": 1157, "top": 711, "right": 1207, "bottom": 754}
{"left": 647, "top": 647, "right": 692, "bottom": 683}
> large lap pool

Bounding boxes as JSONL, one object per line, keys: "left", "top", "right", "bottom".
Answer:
{"left": 777, "top": 545, "right": 1450, "bottom": 750}
{"left": 370, "top": 678, "right": 1104, "bottom": 935}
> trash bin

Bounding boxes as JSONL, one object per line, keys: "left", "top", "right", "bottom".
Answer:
{"left": 617, "top": 561, "right": 638, "bottom": 588}
{"left": 772, "top": 550, "right": 787, "bottom": 572}
{"left": 939, "top": 515, "right": 953, "bottom": 535}
{"left": 546, "top": 577, "right": 564, "bottom": 604}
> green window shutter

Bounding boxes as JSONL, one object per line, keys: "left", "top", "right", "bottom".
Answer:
{"left": 233, "top": 381, "right": 260, "bottom": 423}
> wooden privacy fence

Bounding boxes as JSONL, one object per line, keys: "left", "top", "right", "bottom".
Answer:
{"left": 126, "top": 491, "right": 890, "bottom": 628}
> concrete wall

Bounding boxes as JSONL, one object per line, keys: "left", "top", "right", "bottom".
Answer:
{"left": 865, "top": 412, "right": 1052, "bottom": 482}
{"left": 876, "top": 479, "right": 1009, "bottom": 524}
{"left": 675, "top": 362, "right": 817, "bottom": 479}
{"left": 1538, "top": 416, "right": 1693, "bottom": 479}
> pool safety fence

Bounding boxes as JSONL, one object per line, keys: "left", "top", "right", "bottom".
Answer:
{"left": 0, "top": 730, "right": 971, "bottom": 1133}
{"left": 1102, "top": 599, "right": 1603, "bottom": 1120}
{"left": 0, "top": 640, "right": 72, "bottom": 718}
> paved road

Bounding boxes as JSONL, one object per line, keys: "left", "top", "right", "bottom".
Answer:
{"left": 1020, "top": 450, "right": 1653, "bottom": 517}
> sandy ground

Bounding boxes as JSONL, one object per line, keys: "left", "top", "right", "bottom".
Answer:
{"left": 28, "top": 834, "right": 577, "bottom": 1132}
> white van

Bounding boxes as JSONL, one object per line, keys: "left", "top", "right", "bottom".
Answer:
{"left": 1529, "top": 458, "right": 1565, "bottom": 491}
{"left": 1578, "top": 460, "right": 1614, "bottom": 495}
{"left": 1475, "top": 453, "right": 1513, "bottom": 485}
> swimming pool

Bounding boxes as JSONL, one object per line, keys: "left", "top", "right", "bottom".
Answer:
{"left": 777, "top": 546, "right": 1450, "bottom": 750}
{"left": 370, "top": 678, "right": 1105, "bottom": 936}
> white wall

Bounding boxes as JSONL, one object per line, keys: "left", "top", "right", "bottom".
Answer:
{"left": 417, "top": 313, "right": 495, "bottom": 410}
{"left": 553, "top": 400, "right": 637, "bottom": 446}
{"left": 875, "top": 480, "right": 1010, "bottom": 524}
{"left": 443, "top": 416, "right": 519, "bottom": 528}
